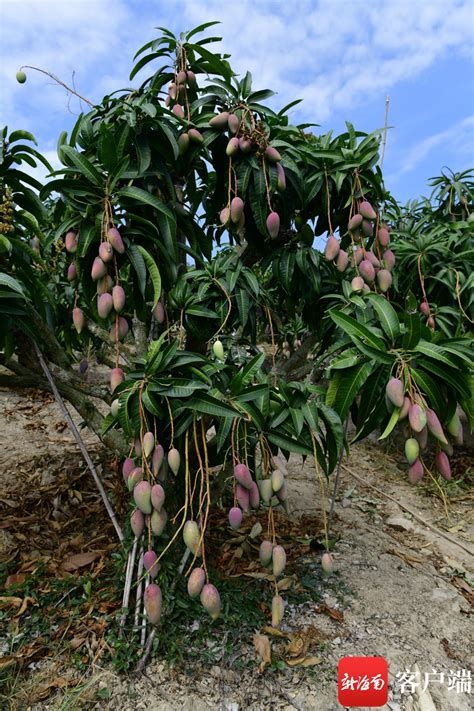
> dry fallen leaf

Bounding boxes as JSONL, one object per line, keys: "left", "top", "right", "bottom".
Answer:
{"left": 286, "top": 655, "right": 321, "bottom": 667}
{"left": 261, "top": 625, "right": 290, "bottom": 638}
{"left": 5, "top": 574, "right": 26, "bottom": 588}
{"left": 62, "top": 551, "right": 101, "bottom": 572}
{"left": 253, "top": 633, "right": 272, "bottom": 673}
{"left": 315, "top": 602, "right": 344, "bottom": 622}
{"left": 0, "top": 596, "right": 22, "bottom": 609}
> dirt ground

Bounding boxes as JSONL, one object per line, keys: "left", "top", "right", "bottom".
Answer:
{"left": 1, "top": 382, "right": 473, "bottom": 710}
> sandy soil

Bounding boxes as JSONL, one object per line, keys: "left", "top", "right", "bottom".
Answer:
{"left": 1, "top": 383, "right": 472, "bottom": 711}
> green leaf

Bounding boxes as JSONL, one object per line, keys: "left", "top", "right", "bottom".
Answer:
{"left": 118, "top": 186, "right": 177, "bottom": 261}
{"left": 366, "top": 293, "right": 400, "bottom": 342}
{"left": 235, "top": 288, "right": 250, "bottom": 328}
{"left": 229, "top": 352, "right": 265, "bottom": 394}
{"left": 127, "top": 244, "right": 147, "bottom": 296}
{"left": 330, "top": 310, "right": 387, "bottom": 351}
{"left": 188, "top": 392, "right": 240, "bottom": 419}
{"left": 267, "top": 432, "right": 313, "bottom": 457}
{"left": 415, "top": 340, "right": 462, "bottom": 368}
{"left": 378, "top": 407, "right": 401, "bottom": 440}
{"left": 59, "top": 145, "right": 103, "bottom": 186}
{"left": 410, "top": 369, "right": 447, "bottom": 415}
{"left": 402, "top": 312, "right": 421, "bottom": 349}
{"left": 0, "top": 273, "right": 27, "bottom": 298}
{"left": 326, "top": 362, "right": 374, "bottom": 419}
{"left": 137, "top": 246, "right": 161, "bottom": 309}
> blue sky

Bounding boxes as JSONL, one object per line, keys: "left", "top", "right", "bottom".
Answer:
{"left": 1, "top": 0, "right": 473, "bottom": 204}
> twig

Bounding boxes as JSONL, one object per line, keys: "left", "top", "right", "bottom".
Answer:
{"left": 135, "top": 627, "right": 156, "bottom": 674}
{"left": 33, "top": 343, "right": 124, "bottom": 542}
{"left": 120, "top": 537, "right": 139, "bottom": 628}
{"left": 19, "top": 65, "right": 94, "bottom": 107}
{"left": 134, "top": 546, "right": 145, "bottom": 632}
{"left": 379, "top": 95, "right": 390, "bottom": 168}
{"left": 327, "top": 417, "right": 350, "bottom": 535}
{"left": 342, "top": 464, "right": 473, "bottom": 556}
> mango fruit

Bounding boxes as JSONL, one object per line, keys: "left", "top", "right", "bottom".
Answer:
{"left": 143, "top": 432, "right": 155, "bottom": 458}
{"left": 271, "top": 594, "right": 284, "bottom": 626}
{"left": 131, "top": 508, "right": 145, "bottom": 537}
{"left": 134, "top": 437, "right": 142, "bottom": 457}
{"left": 427, "top": 316, "right": 435, "bottom": 330}
{"left": 336, "top": 249, "right": 348, "bottom": 272}
{"left": 420, "top": 301, "right": 430, "bottom": 316}
{"left": 362, "top": 219, "right": 374, "bottom": 238}
{"left": 178, "top": 133, "right": 190, "bottom": 155}
{"left": 172, "top": 104, "right": 184, "bottom": 119}
{"left": 183, "top": 520, "right": 200, "bottom": 555}
{"left": 112, "top": 285, "right": 125, "bottom": 313}
{"left": 259, "top": 478, "right": 273, "bottom": 504}
{"left": 398, "top": 396, "right": 411, "bottom": 421}
{"left": 98, "top": 293, "right": 113, "bottom": 319}
{"left": 230, "top": 197, "right": 244, "bottom": 224}
{"left": 176, "top": 70, "right": 187, "bottom": 85}
{"left": 153, "top": 301, "right": 165, "bottom": 324}
{"left": 187, "top": 567, "right": 205, "bottom": 598}
{"left": 209, "top": 111, "right": 229, "bottom": 129}
{"left": 324, "top": 234, "right": 340, "bottom": 261}
{"left": 97, "top": 275, "right": 113, "bottom": 295}
{"left": 67, "top": 263, "right": 77, "bottom": 281}
{"left": 228, "top": 506, "right": 243, "bottom": 530}
{"left": 265, "top": 146, "right": 281, "bottom": 163}
{"left": 408, "top": 459, "right": 424, "bottom": 484}
{"left": 236, "top": 483, "right": 250, "bottom": 512}
{"left": 110, "top": 367, "right": 124, "bottom": 392}
{"left": 91, "top": 257, "right": 106, "bottom": 281}
{"left": 378, "top": 227, "right": 390, "bottom": 247}
{"left": 321, "top": 552, "right": 334, "bottom": 574}
{"left": 226, "top": 137, "right": 239, "bottom": 156}
{"left": 110, "top": 398, "right": 119, "bottom": 417}
{"left": 238, "top": 136, "right": 252, "bottom": 153}
{"left": 122, "top": 457, "right": 135, "bottom": 482}
{"left": 65, "top": 230, "right": 78, "bottom": 253}
{"left": 351, "top": 247, "right": 363, "bottom": 267}
{"left": 188, "top": 128, "right": 204, "bottom": 144}
{"left": 266, "top": 211, "right": 280, "bottom": 239}
{"left": 220, "top": 207, "right": 230, "bottom": 225}
{"left": 212, "top": 339, "right": 225, "bottom": 360}
{"left": 234, "top": 463, "right": 253, "bottom": 490}
{"left": 72, "top": 307, "right": 85, "bottom": 334}
{"left": 415, "top": 426, "right": 428, "bottom": 450}
{"left": 127, "top": 467, "right": 144, "bottom": 492}
{"left": 435, "top": 451, "right": 451, "bottom": 480}
{"left": 16, "top": 70, "right": 27, "bottom": 83}
{"left": 168, "top": 448, "right": 180, "bottom": 475}
{"left": 249, "top": 481, "right": 260, "bottom": 508}
{"left": 446, "top": 413, "right": 463, "bottom": 445}
{"left": 409, "top": 403, "right": 427, "bottom": 433}
{"left": 134, "top": 481, "right": 152, "bottom": 515}
{"left": 200, "top": 583, "right": 221, "bottom": 620}
{"left": 351, "top": 276, "right": 365, "bottom": 292}
{"left": 377, "top": 269, "right": 392, "bottom": 292}
{"left": 348, "top": 214, "right": 363, "bottom": 231}
{"left": 152, "top": 444, "right": 165, "bottom": 476}
{"left": 144, "top": 583, "right": 162, "bottom": 624}
{"left": 99, "top": 241, "right": 114, "bottom": 263}
{"left": 366, "top": 251, "right": 380, "bottom": 268}
{"left": 109, "top": 316, "right": 129, "bottom": 341}
{"left": 386, "top": 377, "right": 404, "bottom": 408}
{"left": 272, "top": 545, "right": 286, "bottom": 576}
{"left": 405, "top": 438, "right": 419, "bottom": 465}
{"left": 143, "top": 550, "right": 159, "bottom": 578}
{"left": 228, "top": 113, "right": 240, "bottom": 134}
{"left": 382, "top": 249, "right": 395, "bottom": 270}
{"left": 359, "top": 200, "right": 377, "bottom": 220}
{"left": 277, "top": 163, "right": 286, "bottom": 191}
{"left": 359, "top": 259, "right": 375, "bottom": 283}
{"left": 107, "top": 227, "right": 125, "bottom": 254}
{"left": 186, "top": 70, "right": 197, "bottom": 89}
{"left": 271, "top": 469, "right": 284, "bottom": 493}
{"left": 259, "top": 540, "right": 273, "bottom": 566}
{"left": 150, "top": 508, "right": 167, "bottom": 535}
{"left": 150, "top": 484, "right": 165, "bottom": 511}
{"left": 426, "top": 409, "right": 448, "bottom": 445}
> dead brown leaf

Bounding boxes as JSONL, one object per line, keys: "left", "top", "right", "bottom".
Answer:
{"left": 5, "top": 574, "right": 26, "bottom": 588}
{"left": 253, "top": 633, "right": 272, "bottom": 673}
{"left": 315, "top": 602, "right": 344, "bottom": 622}
{"left": 286, "top": 655, "right": 321, "bottom": 667}
{"left": 62, "top": 551, "right": 101, "bottom": 572}
{"left": 261, "top": 625, "right": 290, "bottom": 638}
{"left": 31, "top": 677, "right": 79, "bottom": 702}
{"left": 0, "top": 596, "right": 22, "bottom": 609}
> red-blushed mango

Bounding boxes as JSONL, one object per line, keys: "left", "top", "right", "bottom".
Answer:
{"left": 127, "top": 467, "right": 144, "bottom": 492}
{"left": 183, "top": 520, "right": 200, "bottom": 555}
{"left": 321, "top": 552, "right": 334, "bottom": 574}
{"left": 348, "top": 214, "right": 363, "bottom": 231}
{"left": 420, "top": 301, "right": 430, "bottom": 316}
{"left": 168, "top": 447, "right": 180, "bottom": 475}
{"left": 122, "top": 457, "right": 135, "bottom": 482}
{"left": 209, "top": 111, "right": 229, "bottom": 129}
{"left": 200, "top": 583, "right": 221, "bottom": 620}
{"left": 272, "top": 545, "right": 286, "bottom": 576}
{"left": 271, "top": 455, "right": 287, "bottom": 475}
{"left": 134, "top": 481, "right": 152, "bottom": 515}
{"left": 271, "top": 469, "right": 285, "bottom": 493}
{"left": 362, "top": 219, "right": 373, "bottom": 238}
{"left": 172, "top": 104, "right": 184, "bottom": 119}
{"left": 187, "top": 567, "right": 205, "bottom": 598}
{"left": 72, "top": 307, "right": 85, "bottom": 334}
{"left": 249, "top": 481, "right": 260, "bottom": 508}
{"left": 99, "top": 241, "right": 114, "bottom": 263}
{"left": 228, "top": 506, "right": 243, "bottom": 530}
{"left": 265, "top": 146, "right": 281, "bottom": 163}
{"left": 336, "top": 249, "right": 348, "bottom": 272}
{"left": 110, "top": 367, "right": 124, "bottom": 392}
{"left": 277, "top": 163, "right": 286, "bottom": 191}
{"left": 351, "top": 247, "right": 364, "bottom": 267}
{"left": 359, "top": 200, "right": 377, "bottom": 220}
{"left": 415, "top": 426, "right": 428, "bottom": 450}
{"left": 98, "top": 293, "right": 113, "bottom": 319}
{"left": 151, "top": 484, "right": 165, "bottom": 511}
{"left": 324, "top": 234, "right": 340, "bottom": 261}
{"left": 398, "top": 396, "right": 411, "bottom": 421}
{"left": 152, "top": 443, "right": 164, "bottom": 476}
{"left": 266, "top": 211, "right": 280, "bottom": 239}
{"left": 271, "top": 594, "right": 285, "bottom": 627}
{"left": 112, "top": 285, "right": 125, "bottom": 313}
{"left": 259, "top": 540, "right": 273, "bottom": 566}
{"left": 238, "top": 136, "right": 252, "bottom": 153}
{"left": 131, "top": 508, "right": 145, "bottom": 537}
{"left": 67, "top": 263, "right": 77, "bottom": 281}
{"left": 259, "top": 478, "right": 273, "bottom": 504}
{"left": 168, "top": 82, "right": 178, "bottom": 100}
{"left": 382, "top": 249, "right": 395, "bottom": 270}
{"left": 176, "top": 70, "right": 187, "bottom": 85}
{"left": 143, "top": 550, "right": 159, "bottom": 578}
{"left": 230, "top": 197, "right": 244, "bottom": 224}
{"left": 386, "top": 377, "right": 404, "bottom": 408}
{"left": 91, "top": 257, "right": 107, "bottom": 281}
{"left": 366, "top": 251, "right": 380, "bottom": 268}
{"left": 435, "top": 451, "right": 451, "bottom": 480}
{"left": 220, "top": 207, "right": 230, "bottom": 225}
{"left": 351, "top": 276, "right": 365, "bottom": 293}
{"left": 276, "top": 482, "right": 288, "bottom": 504}
{"left": 107, "top": 227, "right": 125, "bottom": 254}
{"left": 427, "top": 316, "right": 435, "bottom": 330}
{"left": 144, "top": 583, "right": 162, "bottom": 624}
{"left": 359, "top": 259, "right": 375, "bottom": 283}
{"left": 226, "top": 137, "right": 239, "bottom": 156}
{"left": 234, "top": 463, "right": 253, "bottom": 490}
{"left": 441, "top": 440, "right": 454, "bottom": 457}
{"left": 97, "top": 275, "right": 113, "bottom": 295}
{"left": 186, "top": 70, "right": 197, "bottom": 89}
{"left": 134, "top": 437, "right": 142, "bottom": 457}
{"left": 405, "top": 438, "right": 419, "bottom": 465}
{"left": 228, "top": 113, "right": 240, "bottom": 134}
{"left": 378, "top": 227, "right": 390, "bottom": 247}
{"left": 109, "top": 316, "right": 129, "bottom": 341}
{"left": 236, "top": 483, "right": 250, "bottom": 512}
{"left": 408, "top": 459, "right": 424, "bottom": 484}
{"left": 409, "top": 403, "right": 427, "bottom": 433}
{"left": 143, "top": 432, "right": 155, "bottom": 458}
{"left": 153, "top": 301, "right": 165, "bottom": 324}
{"left": 446, "top": 413, "right": 463, "bottom": 445}
{"left": 178, "top": 133, "right": 190, "bottom": 155}
{"left": 377, "top": 269, "right": 392, "bottom": 292}
{"left": 212, "top": 339, "right": 225, "bottom": 360}
{"left": 65, "top": 230, "right": 78, "bottom": 253}
{"left": 188, "top": 128, "right": 204, "bottom": 144}
{"left": 150, "top": 508, "right": 167, "bottom": 535}
{"left": 426, "top": 409, "right": 448, "bottom": 445}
